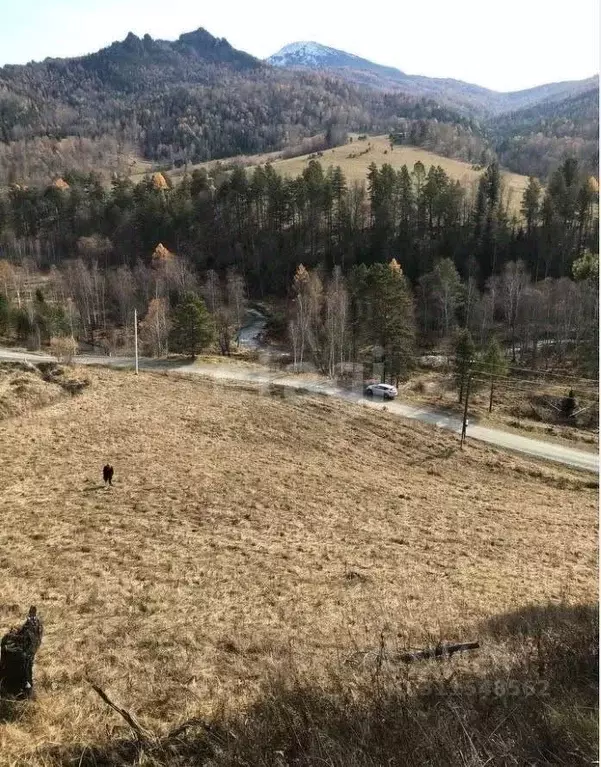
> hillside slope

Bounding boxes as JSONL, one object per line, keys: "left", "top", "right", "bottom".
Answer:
{"left": 267, "top": 41, "right": 599, "bottom": 179}
{"left": 0, "top": 27, "right": 473, "bottom": 174}
{"left": 269, "top": 135, "right": 530, "bottom": 200}
{"left": 490, "top": 87, "right": 600, "bottom": 178}
{"left": 0, "top": 365, "right": 597, "bottom": 763}
{"left": 175, "top": 135, "right": 529, "bottom": 213}
{"left": 268, "top": 41, "right": 598, "bottom": 115}
{"left": 0, "top": 26, "right": 597, "bottom": 187}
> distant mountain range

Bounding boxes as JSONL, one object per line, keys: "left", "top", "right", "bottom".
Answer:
{"left": 0, "top": 27, "right": 597, "bottom": 186}
{"left": 267, "top": 41, "right": 599, "bottom": 115}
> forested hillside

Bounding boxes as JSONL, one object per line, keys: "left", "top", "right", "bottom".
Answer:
{"left": 268, "top": 41, "right": 598, "bottom": 116}
{"left": 0, "top": 28, "right": 597, "bottom": 376}
{"left": 0, "top": 27, "right": 597, "bottom": 187}
{"left": 490, "top": 89, "right": 599, "bottom": 178}
{"left": 0, "top": 155, "right": 597, "bottom": 372}
{"left": 0, "top": 28, "right": 478, "bottom": 186}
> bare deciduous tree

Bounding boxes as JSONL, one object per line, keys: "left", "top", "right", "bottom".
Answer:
{"left": 432, "top": 258, "right": 462, "bottom": 338}
{"left": 325, "top": 266, "right": 349, "bottom": 377}
{"left": 226, "top": 269, "right": 247, "bottom": 345}
{"left": 108, "top": 265, "right": 137, "bottom": 329}
{"left": 202, "top": 270, "right": 221, "bottom": 315}
{"left": 290, "top": 264, "right": 311, "bottom": 369}
{"left": 0, "top": 260, "right": 25, "bottom": 308}
{"left": 501, "top": 261, "right": 530, "bottom": 361}
{"left": 139, "top": 297, "right": 170, "bottom": 357}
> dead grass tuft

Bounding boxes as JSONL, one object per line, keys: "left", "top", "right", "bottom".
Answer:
{"left": 0, "top": 362, "right": 90, "bottom": 420}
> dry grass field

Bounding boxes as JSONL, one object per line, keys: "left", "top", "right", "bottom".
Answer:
{"left": 269, "top": 137, "right": 529, "bottom": 211}
{"left": 0, "top": 364, "right": 597, "bottom": 765}
{"left": 157, "top": 135, "right": 530, "bottom": 215}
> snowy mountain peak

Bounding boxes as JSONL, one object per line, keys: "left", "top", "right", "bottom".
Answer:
{"left": 277, "top": 42, "right": 330, "bottom": 57}
{"left": 267, "top": 41, "right": 358, "bottom": 68}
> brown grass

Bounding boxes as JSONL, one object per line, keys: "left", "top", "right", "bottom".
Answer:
{"left": 157, "top": 135, "right": 529, "bottom": 216}
{"left": 138, "top": 134, "right": 530, "bottom": 216}
{"left": 269, "top": 136, "right": 529, "bottom": 213}
{"left": 0, "top": 365, "right": 597, "bottom": 765}
{"left": 0, "top": 362, "right": 90, "bottom": 420}
{"left": 401, "top": 368, "right": 599, "bottom": 448}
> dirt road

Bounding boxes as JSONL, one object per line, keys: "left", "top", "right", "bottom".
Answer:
{"left": 1, "top": 347, "right": 597, "bottom": 473}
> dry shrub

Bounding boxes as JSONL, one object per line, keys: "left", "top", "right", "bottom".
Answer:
{"left": 49, "top": 336, "right": 78, "bottom": 364}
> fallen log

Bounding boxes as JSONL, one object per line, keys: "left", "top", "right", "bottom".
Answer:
{"left": 345, "top": 641, "right": 480, "bottom": 668}
{"left": 0, "top": 606, "right": 43, "bottom": 698}
{"left": 397, "top": 641, "right": 480, "bottom": 663}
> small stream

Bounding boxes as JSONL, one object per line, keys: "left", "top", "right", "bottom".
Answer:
{"left": 236, "top": 309, "right": 268, "bottom": 350}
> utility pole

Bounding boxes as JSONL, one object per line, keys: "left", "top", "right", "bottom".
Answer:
{"left": 461, "top": 373, "right": 471, "bottom": 448}
{"left": 134, "top": 308, "right": 139, "bottom": 376}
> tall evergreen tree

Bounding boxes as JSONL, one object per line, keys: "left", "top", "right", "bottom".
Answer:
{"left": 367, "top": 259, "right": 415, "bottom": 384}
{"left": 169, "top": 292, "right": 215, "bottom": 358}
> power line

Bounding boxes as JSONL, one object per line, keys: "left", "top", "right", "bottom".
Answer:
{"left": 472, "top": 377, "right": 599, "bottom": 405}
{"left": 502, "top": 364, "right": 599, "bottom": 384}
{"left": 470, "top": 372, "right": 594, "bottom": 389}
{"left": 345, "top": 351, "right": 598, "bottom": 387}
{"left": 468, "top": 369, "right": 598, "bottom": 391}
{"left": 404, "top": 352, "right": 599, "bottom": 383}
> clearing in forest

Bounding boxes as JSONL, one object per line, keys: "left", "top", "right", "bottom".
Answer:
{"left": 160, "top": 134, "right": 530, "bottom": 215}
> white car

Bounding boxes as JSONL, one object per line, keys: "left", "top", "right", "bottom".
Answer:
{"left": 364, "top": 383, "right": 398, "bottom": 400}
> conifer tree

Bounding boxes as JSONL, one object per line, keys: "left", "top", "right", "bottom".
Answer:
{"left": 367, "top": 259, "right": 415, "bottom": 384}
{"left": 169, "top": 292, "right": 215, "bottom": 358}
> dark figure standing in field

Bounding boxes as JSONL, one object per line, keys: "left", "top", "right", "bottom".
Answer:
{"left": 103, "top": 464, "right": 114, "bottom": 486}
{"left": 0, "top": 606, "right": 43, "bottom": 698}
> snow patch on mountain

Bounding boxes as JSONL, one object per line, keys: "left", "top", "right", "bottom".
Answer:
{"left": 267, "top": 42, "right": 356, "bottom": 68}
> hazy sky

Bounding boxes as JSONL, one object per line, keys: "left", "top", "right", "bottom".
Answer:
{"left": 0, "top": 0, "right": 598, "bottom": 91}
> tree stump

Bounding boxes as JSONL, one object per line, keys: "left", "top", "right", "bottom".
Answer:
{"left": 0, "top": 607, "right": 43, "bottom": 699}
